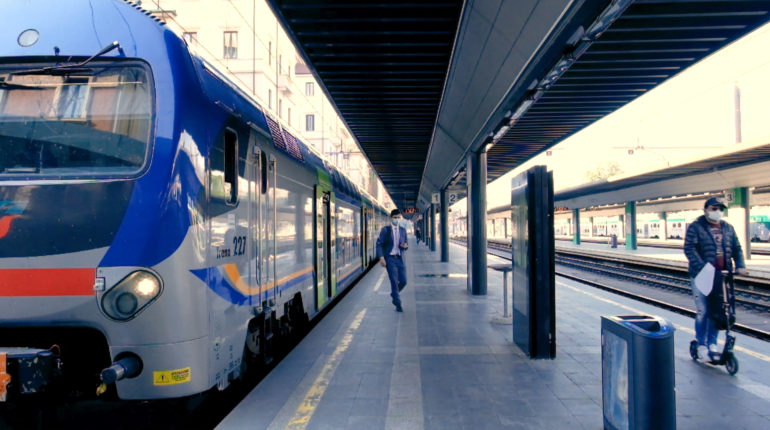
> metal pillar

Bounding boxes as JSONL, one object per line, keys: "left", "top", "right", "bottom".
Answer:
{"left": 572, "top": 209, "right": 581, "bottom": 245}
{"left": 625, "top": 201, "right": 637, "bottom": 250}
{"left": 430, "top": 204, "right": 436, "bottom": 252}
{"left": 467, "top": 150, "right": 487, "bottom": 295}
{"left": 728, "top": 187, "right": 751, "bottom": 260}
{"left": 440, "top": 188, "right": 449, "bottom": 262}
{"left": 511, "top": 165, "right": 555, "bottom": 358}
{"left": 660, "top": 211, "right": 668, "bottom": 241}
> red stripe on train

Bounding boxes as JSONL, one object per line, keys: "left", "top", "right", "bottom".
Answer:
{"left": 0, "top": 215, "right": 21, "bottom": 239}
{"left": 0, "top": 268, "right": 96, "bottom": 296}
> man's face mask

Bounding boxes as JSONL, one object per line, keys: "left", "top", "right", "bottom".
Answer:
{"left": 706, "top": 207, "right": 723, "bottom": 222}
{"left": 391, "top": 216, "right": 401, "bottom": 226}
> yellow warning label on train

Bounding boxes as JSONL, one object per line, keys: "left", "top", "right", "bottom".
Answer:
{"left": 153, "top": 367, "right": 191, "bottom": 385}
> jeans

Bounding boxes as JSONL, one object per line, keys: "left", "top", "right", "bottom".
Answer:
{"left": 691, "top": 278, "right": 718, "bottom": 347}
{"left": 385, "top": 255, "right": 407, "bottom": 307}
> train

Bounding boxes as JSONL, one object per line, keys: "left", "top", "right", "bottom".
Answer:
{"left": 0, "top": 0, "right": 390, "bottom": 402}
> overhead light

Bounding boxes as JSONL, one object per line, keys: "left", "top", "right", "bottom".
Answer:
{"left": 493, "top": 125, "right": 510, "bottom": 141}
{"left": 586, "top": 0, "right": 633, "bottom": 39}
{"left": 511, "top": 99, "right": 534, "bottom": 121}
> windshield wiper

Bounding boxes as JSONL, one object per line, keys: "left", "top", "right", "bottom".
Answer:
{"left": 10, "top": 41, "right": 122, "bottom": 76}
{"left": 0, "top": 81, "right": 48, "bottom": 90}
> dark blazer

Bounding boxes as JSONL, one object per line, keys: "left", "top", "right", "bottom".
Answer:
{"left": 376, "top": 225, "right": 408, "bottom": 259}
{"left": 684, "top": 215, "right": 745, "bottom": 277}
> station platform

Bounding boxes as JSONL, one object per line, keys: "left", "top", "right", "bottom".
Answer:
{"left": 557, "top": 239, "right": 770, "bottom": 278}
{"left": 217, "top": 239, "right": 770, "bottom": 430}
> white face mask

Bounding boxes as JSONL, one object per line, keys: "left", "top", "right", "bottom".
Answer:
{"left": 391, "top": 218, "right": 399, "bottom": 226}
{"left": 707, "top": 210, "right": 723, "bottom": 222}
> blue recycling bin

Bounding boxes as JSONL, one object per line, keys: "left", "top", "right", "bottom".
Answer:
{"left": 601, "top": 315, "right": 675, "bottom": 430}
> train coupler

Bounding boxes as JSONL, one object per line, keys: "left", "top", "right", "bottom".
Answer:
{"left": 0, "top": 347, "right": 61, "bottom": 402}
{"left": 96, "top": 354, "right": 142, "bottom": 396}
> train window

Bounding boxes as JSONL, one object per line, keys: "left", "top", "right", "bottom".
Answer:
{"left": 224, "top": 129, "right": 238, "bottom": 204}
{"left": 260, "top": 151, "right": 268, "bottom": 194}
{"left": 1, "top": 63, "right": 153, "bottom": 179}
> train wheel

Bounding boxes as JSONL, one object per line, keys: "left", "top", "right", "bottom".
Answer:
{"left": 726, "top": 355, "right": 739, "bottom": 375}
{"left": 689, "top": 340, "right": 699, "bottom": 360}
{"left": 242, "top": 315, "right": 264, "bottom": 378}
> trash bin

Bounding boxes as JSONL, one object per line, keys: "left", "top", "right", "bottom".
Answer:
{"left": 610, "top": 234, "right": 618, "bottom": 248}
{"left": 601, "top": 315, "right": 675, "bottom": 430}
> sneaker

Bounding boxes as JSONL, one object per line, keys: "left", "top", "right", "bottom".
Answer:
{"left": 697, "top": 345, "right": 709, "bottom": 362}
{"left": 709, "top": 344, "right": 720, "bottom": 359}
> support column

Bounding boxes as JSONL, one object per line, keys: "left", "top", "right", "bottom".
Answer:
{"left": 625, "top": 201, "right": 637, "bottom": 250}
{"left": 467, "top": 150, "right": 487, "bottom": 295}
{"left": 588, "top": 216, "right": 594, "bottom": 238}
{"left": 430, "top": 204, "right": 436, "bottom": 252}
{"left": 420, "top": 210, "right": 426, "bottom": 245}
{"left": 422, "top": 214, "right": 427, "bottom": 245}
{"left": 572, "top": 209, "right": 581, "bottom": 245}
{"left": 440, "top": 188, "right": 449, "bottom": 262}
{"left": 660, "top": 211, "right": 668, "bottom": 242}
{"left": 728, "top": 187, "right": 751, "bottom": 260}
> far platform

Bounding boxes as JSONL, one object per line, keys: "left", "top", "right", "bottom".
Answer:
{"left": 218, "top": 239, "right": 770, "bottom": 429}
{"left": 556, "top": 239, "right": 770, "bottom": 278}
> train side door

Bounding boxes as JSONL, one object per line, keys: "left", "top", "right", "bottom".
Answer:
{"left": 248, "top": 143, "right": 261, "bottom": 308}
{"left": 314, "top": 187, "right": 332, "bottom": 309}
{"left": 361, "top": 208, "right": 368, "bottom": 266}
{"left": 262, "top": 154, "right": 277, "bottom": 306}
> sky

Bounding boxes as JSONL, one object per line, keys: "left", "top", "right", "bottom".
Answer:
{"left": 452, "top": 21, "right": 770, "bottom": 214}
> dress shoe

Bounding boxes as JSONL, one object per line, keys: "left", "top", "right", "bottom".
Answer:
{"left": 395, "top": 305, "right": 403, "bottom": 312}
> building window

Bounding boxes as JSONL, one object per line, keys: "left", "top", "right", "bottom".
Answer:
{"left": 268, "top": 88, "right": 272, "bottom": 109}
{"left": 306, "top": 114, "right": 315, "bottom": 132}
{"left": 305, "top": 82, "right": 314, "bottom": 96}
{"left": 182, "top": 32, "right": 197, "bottom": 45}
{"left": 287, "top": 107, "right": 291, "bottom": 126}
{"left": 268, "top": 41, "right": 272, "bottom": 65}
{"left": 223, "top": 31, "right": 238, "bottom": 59}
{"left": 278, "top": 55, "right": 282, "bottom": 74}
{"left": 57, "top": 77, "right": 90, "bottom": 119}
{"left": 278, "top": 99, "right": 282, "bottom": 118}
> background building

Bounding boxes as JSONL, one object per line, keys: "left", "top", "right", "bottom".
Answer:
{"left": 145, "top": 0, "right": 392, "bottom": 207}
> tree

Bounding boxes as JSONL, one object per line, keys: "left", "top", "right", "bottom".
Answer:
{"left": 585, "top": 161, "right": 623, "bottom": 182}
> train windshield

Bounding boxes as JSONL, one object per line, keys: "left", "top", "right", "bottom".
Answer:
{"left": 0, "top": 62, "right": 153, "bottom": 179}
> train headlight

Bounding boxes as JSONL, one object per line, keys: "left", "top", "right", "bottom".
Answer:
{"left": 101, "top": 270, "right": 162, "bottom": 321}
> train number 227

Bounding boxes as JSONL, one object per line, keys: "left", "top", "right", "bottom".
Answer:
{"left": 232, "top": 236, "right": 246, "bottom": 256}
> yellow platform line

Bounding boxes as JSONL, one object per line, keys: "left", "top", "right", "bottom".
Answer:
{"left": 373, "top": 270, "right": 386, "bottom": 292}
{"left": 558, "top": 281, "right": 770, "bottom": 363}
{"left": 287, "top": 308, "right": 368, "bottom": 429}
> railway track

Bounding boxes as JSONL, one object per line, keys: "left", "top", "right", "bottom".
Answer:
{"left": 555, "top": 236, "right": 770, "bottom": 256}
{"left": 451, "top": 238, "right": 770, "bottom": 341}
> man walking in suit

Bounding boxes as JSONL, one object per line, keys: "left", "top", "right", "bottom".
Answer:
{"left": 377, "top": 209, "right": 409, "bottom": 312}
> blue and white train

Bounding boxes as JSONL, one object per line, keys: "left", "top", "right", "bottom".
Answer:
{"left": 0, "top": 0, "right": 388, "bottom": 401}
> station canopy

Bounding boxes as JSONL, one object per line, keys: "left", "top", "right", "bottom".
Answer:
{"left": 267, "top": 0, "right": 770, "bottom": 211}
